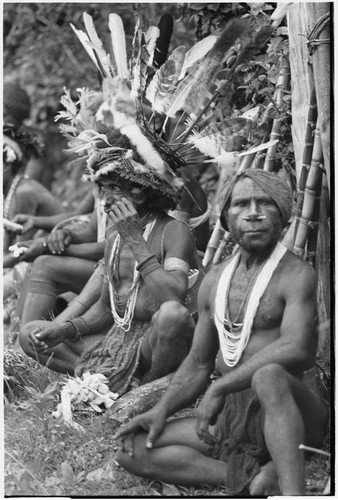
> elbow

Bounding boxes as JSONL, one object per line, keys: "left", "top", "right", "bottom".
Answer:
{"left": 293, "top": 344, "right": 317, "bottom": 373}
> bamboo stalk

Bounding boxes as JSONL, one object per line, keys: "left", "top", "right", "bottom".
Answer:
{"left": 202, "top": 219, "right": 225, "bottom": 267}
{"left": 263, "top": 58, "right": 291, "bottom": 172}
{"left": 293, "top": 127, "right": 323, "bottom": 257}
{"left": 306, "top": 174, "right": 323, "bottom": 266}
{"left": 251, "top": 104, "right": 275, "bottom": 169}
{"left": 293, "top": 86, "right": 318, "bottom": 241}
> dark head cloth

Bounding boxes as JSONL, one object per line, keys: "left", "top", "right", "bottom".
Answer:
{"left": 219, "top": 170, "right": 293, "bottom": 231}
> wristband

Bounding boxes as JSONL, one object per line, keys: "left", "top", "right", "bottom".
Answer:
{"left": 65, "top": 320, "right": 81, "bottom": 342}
{"left": 68, "top": 316, "right": 90, "bottom": 337}
{"left": 136, "top": 254, "right": 156, "bottom": 271}
{"left": 136, "top": 255, "right": 162, "bottom": 278}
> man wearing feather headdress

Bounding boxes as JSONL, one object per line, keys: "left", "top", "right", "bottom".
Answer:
{"left": 19, "top": 114, "right": 201, "bottom": 393}
{"left": 115, "top": 170, "right": 328, "bottom": 496}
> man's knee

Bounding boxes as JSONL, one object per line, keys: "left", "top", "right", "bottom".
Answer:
{"left": 116, "top": 433, "right": 152, "bottom": 477}
{"left": 30, "top": 255, "right": 60, "bottom": 280}
{"left": 251, "top": 363, "right": 290, "bottom": 404}
{"left": 154, "top": 301, "right": 194, "bottom": 342}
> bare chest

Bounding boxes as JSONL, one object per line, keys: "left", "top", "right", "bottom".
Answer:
{"left": 227, "top": 267, "right": 284, "bottom": 330}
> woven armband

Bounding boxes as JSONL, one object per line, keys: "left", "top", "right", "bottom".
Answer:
{"left": 66, "top": 317, "right": 90, "bottom": 340}
{"left": 136, "top": 254, "right": 162, "bottom": 277}
{"left": 164, "top": 257, "right": 190, "bottom": 275}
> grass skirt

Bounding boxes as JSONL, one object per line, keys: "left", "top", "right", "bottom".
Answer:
{"left": 207, "top": 388, "right": 269, "bottom": 494}
{"left": 75, "top": 320, "right": 150, "bottom": 396}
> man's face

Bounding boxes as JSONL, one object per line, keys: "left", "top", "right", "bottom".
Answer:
{"left": 98, "top": 179, "right": 145, "bottom": 213}
{"left": 224, "top": 178, "right": 283, "bottom": 253}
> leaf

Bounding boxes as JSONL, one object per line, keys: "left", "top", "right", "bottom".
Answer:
{"left": 61, "top": 461, "right": 75, "bottom": 488}
{"left": 85, "top": 462, "right": 116, "bottom": 482}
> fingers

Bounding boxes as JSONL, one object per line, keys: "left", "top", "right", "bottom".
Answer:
{"left": 29, "top": 328, "right": 48, "bottom": 352}
{"left": 195, "top": 418, "right": 218, "bottom": 447}
{"left": 46, "top": 230, "right": 68, "bottom": 254}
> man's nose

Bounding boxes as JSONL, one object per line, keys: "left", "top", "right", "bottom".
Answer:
{"left": 246, "top": 199, "right": 260, "bottom": 218}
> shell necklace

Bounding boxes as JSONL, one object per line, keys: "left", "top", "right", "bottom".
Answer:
{"left": 108, "top": 218, "right": 157, "bottom": 331}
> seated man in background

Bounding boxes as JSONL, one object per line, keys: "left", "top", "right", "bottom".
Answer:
{"left": 114, "top": 170, "right": 328, "bottom": 496}
{"left": 3, "top": 124, "right": 66, "bottom": 300}
{"left": 16, "top": 205, "right": 105, "bottom": 324}
{"left": 3, "top": 124, "right": 66, "bottom": 269}
{"left": 19, "top": 125, "right": 200, "bottom": 395}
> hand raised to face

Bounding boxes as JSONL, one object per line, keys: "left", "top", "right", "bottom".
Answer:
{"left": 106, "top": 197, "right": 143, "bottom": 241}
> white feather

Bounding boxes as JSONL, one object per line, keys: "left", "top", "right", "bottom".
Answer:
{"left": 237, "top": 139, "right": 279, "bottom": 156}
{"left": 178, "top": 35, "right": 217, "bottom": 80}
{"left": 82, "top": 13, "right": 113, "bottom": 77}
{"left": 108, "top": 14, "right": 129, "bottom": 80}
{"left": 145, "top": 26, "right": 160, "bottom": 67}
{"left": 70, "top": 24, "right": 101, "bottom": 72}
{"left": 120, "top": 124, "right": 167, "bottom": 175}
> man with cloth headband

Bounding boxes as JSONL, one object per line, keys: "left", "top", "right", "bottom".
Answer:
{"left": 114, "top": 169, "right": 328, "bottom": 496}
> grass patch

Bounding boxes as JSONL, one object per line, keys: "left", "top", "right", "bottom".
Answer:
{"left": 4, "top": 346, "right": 331, "bottom": 496}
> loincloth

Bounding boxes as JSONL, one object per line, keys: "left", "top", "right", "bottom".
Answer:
{"left": 75, "top": 320, "right": 150, "bottom": 396}
{"left": 207, "top": 388, "right": 269, "bottom": 495}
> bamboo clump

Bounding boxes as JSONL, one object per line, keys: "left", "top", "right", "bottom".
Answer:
{"left": 263, "top": 57, "right": 291, "bottom": 172}
{"left": 292, "top": 125, "right": 324, "bottom": 258}
{"left": 293, "top": 85, "right": 318, "bottom": 240}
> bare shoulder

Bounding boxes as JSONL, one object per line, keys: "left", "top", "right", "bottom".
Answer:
{"left": 279, "top": 249, "right": 317, "bottom": 297}
{"left": 17, "top": 178, "right": 47, "bottom": 194}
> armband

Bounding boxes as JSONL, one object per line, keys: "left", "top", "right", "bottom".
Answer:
{"left": 164, "top": 257, "right": 190, "bottom": 275}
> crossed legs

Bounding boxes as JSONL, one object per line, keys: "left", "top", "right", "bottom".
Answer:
{"left": 20, "top": 255, "right": 97, "bottom": 325}
{"left": 117, "top": 364, "right": 328, "bottom": 495}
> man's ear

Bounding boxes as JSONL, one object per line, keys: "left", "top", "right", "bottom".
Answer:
{"left": 130, "top": 187, "right": 147, "bottom": 205}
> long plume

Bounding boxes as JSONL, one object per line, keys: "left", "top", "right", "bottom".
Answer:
{"left": 82, "top": 12, "right": 113, "bottom": 78}
{"left": 178, "top": 34, "right": 218, "bottom": 80}
{"left": 108, "top": 13, "right": 129, "bottom": 79}
{"left": 146, "top": 46, "right": 186, "bottom": 113}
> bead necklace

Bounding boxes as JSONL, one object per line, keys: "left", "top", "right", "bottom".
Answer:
{"left": 214, "top": 242, "right": 287, "bottom": 367}
{"left": 223, "top": 258, "right": 265, "bottom": 332}
{"left": 108, "top": 217, "right": 157, "bottom": 331}
{"left": 3, "top": 174, "right": 27, "bottom": 219}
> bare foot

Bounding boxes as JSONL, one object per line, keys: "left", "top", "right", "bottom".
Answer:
{"left": 249, "top": 461, "right": 281, "bottom": 496}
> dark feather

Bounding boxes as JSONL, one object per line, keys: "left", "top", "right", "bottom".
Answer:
{"left": 153, "top": 14, "right": 174, "bottom": 69}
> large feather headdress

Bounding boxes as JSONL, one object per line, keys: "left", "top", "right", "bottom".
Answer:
{"left": 56, "top": 11, "right": 275, "bottom": 207}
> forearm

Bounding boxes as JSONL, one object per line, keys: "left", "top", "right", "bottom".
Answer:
{"left": 64, "top": 297, "right": 113, "bottom": 337}
{"left": 62, "top": 242, "right": 105, "bottom": 261}
{"left": 55, "top": 264, "right": 104, "bottom": 322}
{"left": 155, "top": 355, "right": 213, "bottom": 417}
{"left": 213, "top": 338, "right": 314, "bottom": 397}
{"left": 30, "top": 213, "right": 70, "bottom": 232}
{"left": 3, "top": 253, "right": 20, "bottom": 268}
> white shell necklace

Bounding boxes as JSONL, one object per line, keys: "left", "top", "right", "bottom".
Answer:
{"left": 108, "top": 219, "right": 156, "bottom": 331}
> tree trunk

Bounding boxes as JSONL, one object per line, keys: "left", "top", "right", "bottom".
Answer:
{"left": 106, "top": 374, "right": 173, "bottom": 424}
